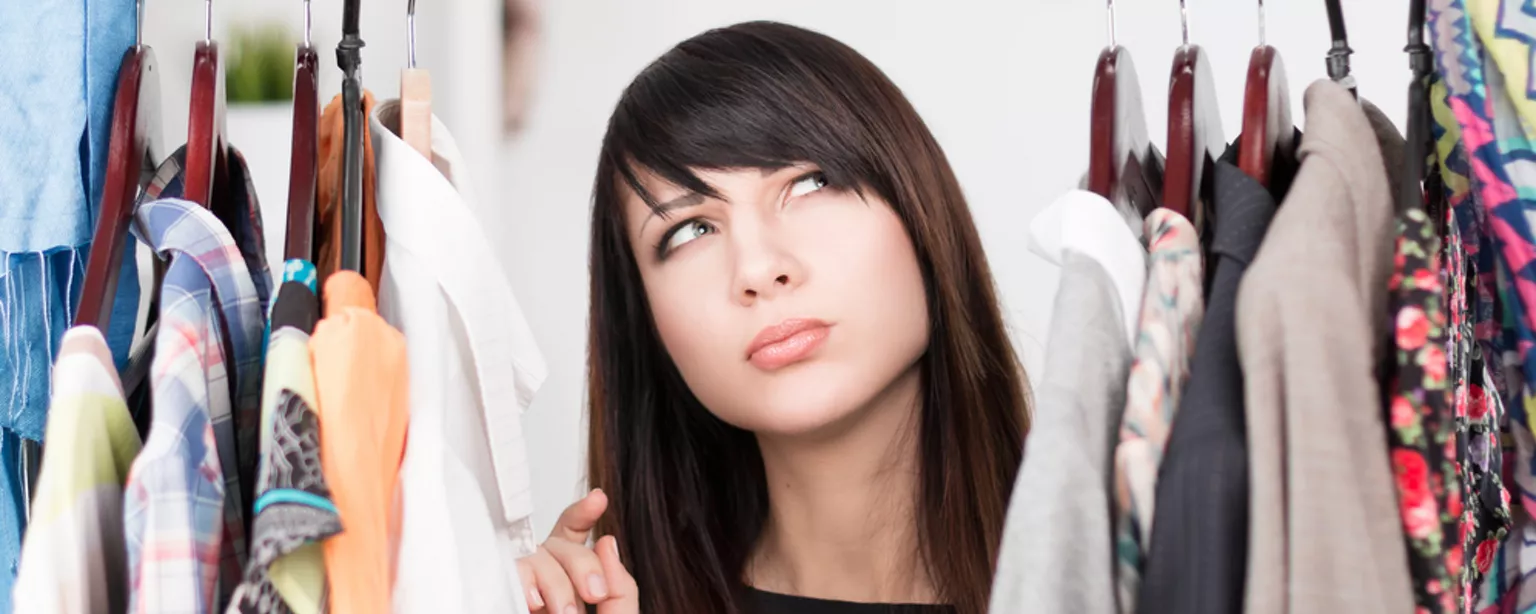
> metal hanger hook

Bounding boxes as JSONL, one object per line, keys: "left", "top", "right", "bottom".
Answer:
{"left": 136, "top": 0, "right": 145, "bottom": 48}
{"left": 1107, "top": 0, "right": 1117, "bottom": 48}
{"left": 203, "top": 0, "right": 212, "bottom": 43}
{"left": 1258, "top": 0, "right": 1266, "bottom": 46}
{"left": 407, "top": 0, "right": 418, "bottom": 68}
{"left": 1179, "top": 0, "right": 1190, "bottom": 46}
{"left": 304, "top": 0, "right": 312, "bottom": 48}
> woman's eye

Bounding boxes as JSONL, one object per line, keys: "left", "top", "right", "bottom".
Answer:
{"left": 788, "top": 171, "right": 830, "bottom": 198}
{"left": 664, "top": 219, "right": 716, "bottom": 253}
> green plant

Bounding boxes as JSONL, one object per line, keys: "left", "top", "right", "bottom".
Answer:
{"left": 226, "top": 23, "right": 294, "bottom": 103}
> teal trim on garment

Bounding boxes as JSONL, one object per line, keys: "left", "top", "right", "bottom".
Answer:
{"left": 263, "top": 259, "right": 318, "bottom": 351}
{"left": 253, "top": 489, "right": 337, "bottom": 515}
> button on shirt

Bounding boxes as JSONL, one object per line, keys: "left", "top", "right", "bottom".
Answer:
{"left": 370, "top": 99, "right": 544, "bottom": 614}
{"left": 123, "top": 197, "right": 267, "bottom": 614}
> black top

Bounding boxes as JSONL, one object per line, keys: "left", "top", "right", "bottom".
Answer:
{"left": 1137, "top": 131, "right": 1299, "bottom": 614}
{"left": 748, "top": 588, "right": 954, "bottom": 614}
{"left": 269, "top": 281, "right": 319, "bottom": 334}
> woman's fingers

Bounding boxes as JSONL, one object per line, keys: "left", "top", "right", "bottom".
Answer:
{"left": 528, "top": 548, "right": 580, "bottom": 613}
{"left": 519, "top": 492, "right": 627, "bottom": 612}
{"left": 551, "top": 489, "right": 609, "bottom": 544}
{"left": 544, "top": 538, "right": 611, "bottom": 604}
{"left": 516, "top": 558, "right": 548, "bottom": 611}
{"left": 595, "top": 535, "right": 640, "bottom": 614}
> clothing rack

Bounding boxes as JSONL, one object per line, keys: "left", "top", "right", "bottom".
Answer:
{"left": 337, "top": 0, "right": 364, "bottom": 272}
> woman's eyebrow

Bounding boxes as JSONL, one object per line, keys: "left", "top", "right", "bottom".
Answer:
{"left": 640, "top": 192, "right": 706, "bottom": 233}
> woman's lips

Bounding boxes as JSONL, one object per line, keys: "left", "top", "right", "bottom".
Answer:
{"left": 747, "top": 319, "right": 832, "bottom": 370}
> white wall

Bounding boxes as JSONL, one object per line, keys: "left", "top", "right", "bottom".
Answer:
{"left": 145, "top": 0, "right": 1412, "bottom": 538}
{"left": 503, "top": 0, "right": 1411, "bottom": 536}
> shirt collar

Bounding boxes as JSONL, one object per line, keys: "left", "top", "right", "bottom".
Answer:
{"left": 369, "top": 99, "right": 549, "bottom": 526}
{"left": 140, "top": 145, "right": 273, "bottom": 310}
{"left": 1030, "top": 189, "right": 1147, "bottom": 345}
{"left": 1208, "top": 130, "right": 1297, "bottom": 266}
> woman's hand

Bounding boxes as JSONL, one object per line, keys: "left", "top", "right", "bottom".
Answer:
{"left": 517, "top": 489, "right": 639, "bottom": 613}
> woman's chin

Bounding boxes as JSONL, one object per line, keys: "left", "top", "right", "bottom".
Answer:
{"left": 721, "top": 375, "right": 893, "bottom": 440}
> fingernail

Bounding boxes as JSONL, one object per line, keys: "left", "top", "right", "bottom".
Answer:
{"left": 589, "top": 573, "right": 609, "bottom": 598}
{"left": 528, "top": 587, "right": 544, "bottom": 608}
{"left": 564, "top": 605, "right": 580, "bottom": 614}
{"left": 609, "top": 538, "right": 621, "bottom": 562}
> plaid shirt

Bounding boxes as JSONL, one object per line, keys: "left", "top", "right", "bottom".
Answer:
{"left": 123, "top": 196, "right": 266, "bottom": 614}
{"left": 136, "top": 145, "right": 272, "bottom": 513}
{"left": 142, "top": 146, "right": 273, "bottom": 318}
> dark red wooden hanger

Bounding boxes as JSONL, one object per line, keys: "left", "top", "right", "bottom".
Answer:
{"left": 1088, "top": 1, "right": 1157, "bottom": 216}
{"left": 76, "top": 21, "right": 164, "bottom": 330}
{"left": 1164, "top": 37, "right": 1224, "bottom": 227}
{"left": 185, "top": 14, "right": 227, "bottom": 211}
{"left": 1240, "top": 48, "right": 1292, "bottom": 187}
{"left": 1088, "top": 47, "right": 1121, "bottom": 202}
{"left": 286, "top": 1, "right": 319, "bottom": 262}
{"left": 52, "top": 0, "right": 166, "bottom": 508}
{"left": 1239, "top": 3, "right": 1293, "bottom": 187}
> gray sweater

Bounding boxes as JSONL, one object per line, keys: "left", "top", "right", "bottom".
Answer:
{"left": 990, "top": 251, "right": 1133, "bottom": 614}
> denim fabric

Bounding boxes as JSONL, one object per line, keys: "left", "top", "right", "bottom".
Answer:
{"left": 0, "top": 431, "right": 23, "bottom": 614}
{"left": 0, "top": 0, "right": 131, "bottom": 251}
{"left": 0, "top": 0, "right": 88, "bottom": 251}
{"left": 84, "top": 0, "right": 135, "bottom": 218}
{"left": 0, "top": 1, "right": 139, "bottom": 611}
{"left": 2, "top": 250, "right": 83, "bottom": 441}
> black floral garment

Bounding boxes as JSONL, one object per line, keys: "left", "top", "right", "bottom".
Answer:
{"left": 1388, "top": 205, "right": 1461, "bottom": 614}
{"left": 1445, "top": 204, "right": 1513, "bottom": 611}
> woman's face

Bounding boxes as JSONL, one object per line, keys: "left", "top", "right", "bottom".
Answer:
{"left": 624, "top": 165, "right": 931, "bottom": 437}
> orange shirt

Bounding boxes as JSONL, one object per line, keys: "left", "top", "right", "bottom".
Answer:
{"left": 311, "top": 272, "right": 409, "bottom": 614}
{"left": 317, "top": 90, "right": 386, "bottom": 291}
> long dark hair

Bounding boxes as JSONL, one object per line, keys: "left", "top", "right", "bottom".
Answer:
{"left": 587, "top": 21, "right": 1030, "bottom": 614}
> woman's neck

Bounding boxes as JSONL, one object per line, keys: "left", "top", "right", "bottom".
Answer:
{"left": 746, "top": 365, "right": 936, "bottom": 604}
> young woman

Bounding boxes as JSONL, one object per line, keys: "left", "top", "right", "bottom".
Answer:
{"left": 516, "top": 21, "right": 1031, "bottom": 614}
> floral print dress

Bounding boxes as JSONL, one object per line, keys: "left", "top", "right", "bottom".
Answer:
{"left": 1430, "top": 65, "right": 1516, "bottom": 611}
{"left": 1446, "top": 196, "right": 1514, "bottom": 612}
{"left": 1388, "top": 205, "right": 1462, "bottom": 614}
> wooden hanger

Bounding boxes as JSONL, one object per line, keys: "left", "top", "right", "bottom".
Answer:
{"left": 1164, "top": 0, "right": 1225, "bottom": 228}
{"left": 77, "top": 0, "right": 164, "bottom": 331}
{"left": 1239, "top": 0, "right": 1292, "bottom": 187}
{"left": 185, "top": 0, "right": 227, "bottom": 211}
{"left": 55, "top": 0, "right": 166, "bottom": 509}
{"left": 1088, "top": 0, "right": 1160, "bottom": 218}
{"left": 287, "top": 0, "right": 319, "bottom": 261}
{"left": 400, "top": 0, "right": 433, "bottom": 160}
